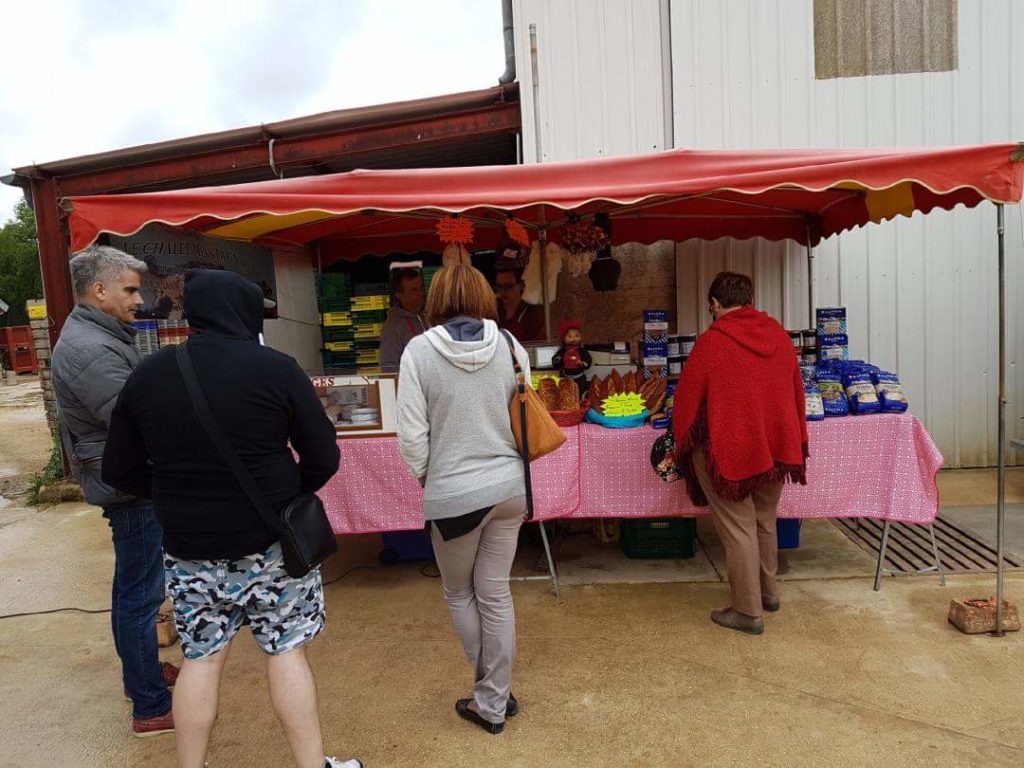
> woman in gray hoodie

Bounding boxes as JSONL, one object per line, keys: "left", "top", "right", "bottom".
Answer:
{"left": 396, "top": 264, "right": 531, "bottom": 735}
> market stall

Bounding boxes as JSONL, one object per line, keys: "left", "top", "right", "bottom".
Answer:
{"left": 64, "top": 143, "right": 1023, "bottom": 608}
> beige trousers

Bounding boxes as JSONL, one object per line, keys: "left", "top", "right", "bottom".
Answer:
{"left": 691, "top": 449, "right": 783, "bottom": 618}
{"left": 429, "top": 495, "right": 526, "bottom": 724}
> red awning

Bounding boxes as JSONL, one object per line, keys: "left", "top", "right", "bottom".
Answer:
{"left": 66, "top": 144, "right": 1024, "bottom": 259}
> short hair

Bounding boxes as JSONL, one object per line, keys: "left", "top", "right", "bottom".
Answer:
{"left": 707, "top": 271, "right": 753, "bottom": 308}
{"left": 495, "top": 267, "right": 525, "bottom": 284}
{"left": 425, "top": 264, "right": 498, "bottom": 326}
{"left": 69, "top": 245, "right": 148, "bottom": 296}
{"left": 389, "top": 267, "right": 422, "bottom": 295}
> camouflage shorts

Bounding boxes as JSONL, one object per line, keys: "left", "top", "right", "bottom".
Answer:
{"left": 164, "top": 542, "right": 325, "bottom": 660}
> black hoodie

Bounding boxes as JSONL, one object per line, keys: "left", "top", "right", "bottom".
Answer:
{"left": 103, "top": 269, "right": 340, "bottom": 560}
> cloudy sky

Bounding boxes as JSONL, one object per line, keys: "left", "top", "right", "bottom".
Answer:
{"left": 0, "top": 0, "right": 505, "bottom": 217}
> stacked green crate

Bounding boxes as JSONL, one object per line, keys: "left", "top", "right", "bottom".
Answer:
{"left": 320, "top": 274, "right": 355, "bottom": 370}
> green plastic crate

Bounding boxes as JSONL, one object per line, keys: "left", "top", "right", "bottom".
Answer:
{"left": 620, "top": 518, "right": 697, "bottom": 559}
{"left": 321, "top": 326, "right": 356, "bottom": 342}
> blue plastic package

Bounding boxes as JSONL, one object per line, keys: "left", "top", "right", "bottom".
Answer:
{"left": 872, "top": 371, "right": 909, "bottom": 412}
{"left": 843, "top": 372, "right": 882, "bottom": 414}
{"left": 816, "top": 374, "right": 849, "bottom": 416}
{"left": 804, "top": 380, "right": 825, "bottom": 421}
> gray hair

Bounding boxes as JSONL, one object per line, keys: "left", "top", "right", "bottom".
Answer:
{"left": 69, "top": 245, "right": 148, "bottom": 296}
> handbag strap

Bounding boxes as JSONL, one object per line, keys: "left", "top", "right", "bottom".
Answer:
{"left": 174, "top": 343, "right": 283, "bottom": 534}
{"left": 500, "top": 330, "right": 535, "bottom": 521}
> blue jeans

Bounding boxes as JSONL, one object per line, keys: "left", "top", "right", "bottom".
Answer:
{"left": 105, "top": 502, "right": 172, "bottom": 719}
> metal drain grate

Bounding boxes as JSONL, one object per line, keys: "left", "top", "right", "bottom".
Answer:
{"left": 833, "top": 516, "right": 1024, "bottom": 574}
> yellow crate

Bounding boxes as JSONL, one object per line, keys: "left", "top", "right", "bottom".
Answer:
{"left": 323, "top": 342, "right": 354, "bottom": 352}
{"left": 356, "top": 352, "right": 381, "bottom": 362}
{"left": 322, "top": 312, "right": 353, "bottom": 327}
{"left": 27, "top": 303, "right": 47, "bottom": 320}
{"left": 349, "top": 296, "right": 389, "bottom": 311}
{"left": 357, "top": 366, "right": 382, "bottom": 375}
{"left": 353, "top": 324, "right": 383, "bottom": 339}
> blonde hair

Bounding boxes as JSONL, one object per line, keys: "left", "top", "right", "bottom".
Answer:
{"left": 425, "top": 264, "right": 498, "bottom": 326}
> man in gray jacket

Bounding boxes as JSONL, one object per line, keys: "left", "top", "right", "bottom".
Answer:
{"left": 51, "top": 245, "right": 177, "bottom": 738}
{"left": 379, "top": 266, "right": 427, "bottom": 372}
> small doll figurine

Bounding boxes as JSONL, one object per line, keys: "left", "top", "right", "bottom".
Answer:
{"left": 552, "top": 319, "right": 593, "bottom": 390}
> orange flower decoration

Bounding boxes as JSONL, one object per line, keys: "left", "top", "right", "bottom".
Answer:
{"left": 504, "top": 217, "right": 530, "bottom": 248}
{"left": 436, "top": 216, "right": 474, "bottom": 245}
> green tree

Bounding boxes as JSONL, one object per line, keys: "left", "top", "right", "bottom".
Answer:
{"left": 0, "top": 200, "right": 43, "bottom": 326}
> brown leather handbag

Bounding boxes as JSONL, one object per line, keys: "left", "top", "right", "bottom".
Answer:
{"left": 500, "top": 331, "right": 567, "bottom": 462}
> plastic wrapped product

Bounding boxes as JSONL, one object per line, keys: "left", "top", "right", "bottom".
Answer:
{"left": 872, "top": 371, "right": 909, "bottom": 412}
{"left": 816, "top": 374, "right": 849, "bottom": 416}
{"left": 843, "top": 372, "right": 882, "bottom": 414}
{"left": 804, "top": 380, "right": 825, "bottom": 421}
{"left": 818, "top": 333, "right": 849, "bottom": 361}
{"left": 816, "top": 307, "right": 848, "bottom": 336}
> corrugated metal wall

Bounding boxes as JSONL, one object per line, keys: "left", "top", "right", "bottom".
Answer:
{"left": 513, "top": 0, "right": 668, "bottom": 162}
{"left": 514, "top": 0, "right": 1023, "bottom": 466}
{"left": 670, "top": 0, "right": 1023, "bottom": 467}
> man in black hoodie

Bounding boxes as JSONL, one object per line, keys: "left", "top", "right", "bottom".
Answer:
{"left": 103, "top": 270, "right": 360, "bottom": 768}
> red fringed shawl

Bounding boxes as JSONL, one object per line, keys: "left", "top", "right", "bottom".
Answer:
{"left": 672, "top": 306, "right": 808, "bottom": 505}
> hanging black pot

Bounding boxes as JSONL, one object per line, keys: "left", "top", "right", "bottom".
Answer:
{"left": 588, "top": 255, "right": 621, "bottom": 292}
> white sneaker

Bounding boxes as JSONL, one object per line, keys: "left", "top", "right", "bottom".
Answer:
{"left": 325, "top": 759, "right": 363, "bottom": 768}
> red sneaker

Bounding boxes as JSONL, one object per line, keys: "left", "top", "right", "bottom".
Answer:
{"left": 132, "top": 709, "right": 175, "bottom": 738}
{"left": 124, "top": 662, "right": 180, "bottom": 702}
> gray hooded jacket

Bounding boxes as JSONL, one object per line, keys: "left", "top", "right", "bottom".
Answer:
{"left": 397, "top": 317, "right": 531, "bottom": 520}
{"left": 51, "top": 304, "right": 141, "bottom": 507}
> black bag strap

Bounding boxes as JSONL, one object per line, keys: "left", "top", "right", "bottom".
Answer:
{"left": 500, "top": 330, "right": 534, "bottom": 521}
{"left": 175, "top": 343, "right": 283, "bottom": 534}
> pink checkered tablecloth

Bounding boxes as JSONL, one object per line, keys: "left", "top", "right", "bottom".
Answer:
{"left": 320, "top": 413, "right": 942, "bottom": 534}
{"left": 322, "top": 424, "right": 581, "bottom": 534}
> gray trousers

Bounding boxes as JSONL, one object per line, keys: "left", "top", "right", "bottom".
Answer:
{"left": 429, "top": 495, "right": 526, "bottom": 724}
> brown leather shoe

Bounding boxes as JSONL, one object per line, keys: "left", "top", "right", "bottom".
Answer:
{"left": 762, "top": 595, "right": 781, "bottom": 612}
{"left": 711, "top": 608, "right": 764, "bottom": 635}
{"left": 132, "top": 708, "right": 174, "bottom": 738}
{"left": 125, "top": 661, "right": 179, "bottom": 702}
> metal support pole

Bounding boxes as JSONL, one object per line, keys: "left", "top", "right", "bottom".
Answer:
{"left": 873, "top": 519, "right": 891, "bottom": 592}
{"left": 928, "top": 524, "right": 946, "bottom": 587}
{"left": 538, "top": 216, "right": 551, "bottom": 340}
{"left": 992, "top": 204, "right": 1007, "bottom": 637}
{"left": 529, "top": 23, "right": 552, "bottom": 340}
{"left": 805, "top": 222, "right": 815, "bottom": 329}
{"left": 537, "top": 520, "right": 560, "bottom": 597}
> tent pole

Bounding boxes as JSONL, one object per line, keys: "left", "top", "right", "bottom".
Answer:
{"left": 805, "top": 221, "right": 814, "bottom": 329}
{"left": 992, "top": 203, "right": 1007, "bottom": 637}
{"left": 538, "top": 212, "right": 551, "bottom": 340}
{"left": 529, "top": 23, "right": 552, "bottom": 339}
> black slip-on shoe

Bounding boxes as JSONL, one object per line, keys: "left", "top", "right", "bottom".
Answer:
{"left": 455, "top": 698, "right": 505, "bottom": 734}
{"left": 506, "top": 692, "right": 519, "bottom": 718}
{"left": 711, "top": 608, "right": 764, "bottom": 635}
{"left": 762, "top": 595, "right": 781, "bottom": 612}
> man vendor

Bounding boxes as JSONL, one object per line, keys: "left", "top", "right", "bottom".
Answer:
{"left": 380, "top": 267, "right": 428, "bottom": 372}
{"left": 495, "top": 266, "right": 545, "bottom": 342}
{"left": 672, "top": 271, "right": 807, "bottom": 636}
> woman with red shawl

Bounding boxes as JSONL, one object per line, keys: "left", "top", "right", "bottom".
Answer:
{"left": 672, "top": 272, "right": 807, "bottom": 635}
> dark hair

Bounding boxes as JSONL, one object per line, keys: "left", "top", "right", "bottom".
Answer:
{"left": 389, "top": 267, "right": 422, "bottom": 295}
{"left": 707, "top": 271, "right": 753, "bottom": 308}
{"left": 495, "top": 267, "right": 525, "bottom": 284}
{"left": 425, "top": 265, "right": 499, "bottom": 326}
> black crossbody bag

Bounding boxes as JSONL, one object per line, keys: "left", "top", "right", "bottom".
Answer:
{"left": 175, "top": 344, "right": 337, "bottom": 577}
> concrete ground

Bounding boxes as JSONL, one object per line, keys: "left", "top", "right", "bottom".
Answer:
{"left": 1, "top": 376, "right": 1023, "bottom": 767}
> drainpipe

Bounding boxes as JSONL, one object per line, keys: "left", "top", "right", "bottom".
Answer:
{"left": 499, "top": 0, "right": 516, "bottom": 84}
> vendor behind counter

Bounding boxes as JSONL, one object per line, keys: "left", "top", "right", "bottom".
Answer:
{"left": 495, "top": 266, "right": 545, "bottom": 342}
{"left": 380, "top": 267, "right": 428, "bottom": 372}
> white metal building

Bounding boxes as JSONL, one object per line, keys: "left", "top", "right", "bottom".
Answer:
{"left": 513, "top": 0, "right": 1023, "bottom": 467}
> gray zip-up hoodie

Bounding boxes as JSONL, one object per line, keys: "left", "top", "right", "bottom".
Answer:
{"left": 397, "top": 317, "right": 531, "bottom": 520}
